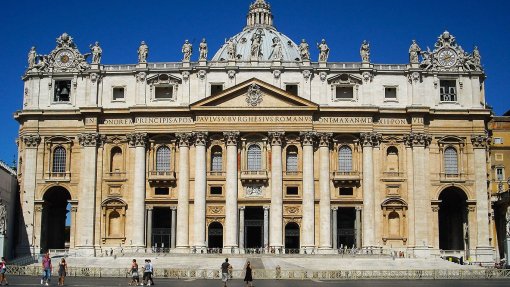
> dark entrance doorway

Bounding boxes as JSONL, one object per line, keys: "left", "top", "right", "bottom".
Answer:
{"left": 41, "top": 186, "right": 71, "bottom": 252}
{"left": 439, "top": 187, "right": 468, "bottom": 250}
{"left": 208, "top": 222, "right": 223, "bottom": 249}
{"left": 244, "top": 207, "right": 263, "bottom": 249}
{"left": 337, "top": 208, "right": 356, "bottom": 248}
{"left": 152, "top": 207, "right": 172, "bottom": 249}
{"left": 284, "top": 222, "right": 300, "bottom": 252}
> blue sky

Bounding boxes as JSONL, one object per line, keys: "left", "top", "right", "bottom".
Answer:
{"left": 0, "top": 0, "right": 509, "bottom": 164}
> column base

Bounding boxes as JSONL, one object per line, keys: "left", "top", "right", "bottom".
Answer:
{"left": 412, "top": 246, "right": 431, "bottom": 258}
{"left": 475, "top": 246, "right": 495, "bottom": 263}
{"left": 173, "top": 247, "right": 190, "bottom": 254}
{"left": 300, "top": 246, "right": 316, "bottom": 254}
{"left": 75, "top": 246, "right": 96, "bottom": 257}
{"left": 223, "top": 247, "right": 239, "bottom": 255}
{"left": 191, "top": 246, "right": 207, "bottom": 254}
{"left": 317, "top": 247, "right": 335, "bottom": 254}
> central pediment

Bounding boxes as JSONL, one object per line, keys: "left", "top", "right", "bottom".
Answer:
{"left": 190, "top": 78, "right": 318, "bottom": 111}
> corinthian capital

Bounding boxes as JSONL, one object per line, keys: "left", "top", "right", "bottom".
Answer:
{"left": 127, "top": 132, "right": 148, "bottom": 147}
{"left": 317, "top": 132, "right": 333, "bottom": 147}
{"left": 300, "top": 131, "right": 316, "bottom": 146}
{"left": 403, "top": 132, "right": 431, "bottom": 147}
{"left": 223, "top": 131, "right": 240, "bottom": 146}
{"left": 471, "top": 134, "right": 489, "bottom": 149}
{"left": 360, "top": 132, "right": 382, "bottom": 147}
{"left": 193, "top": 132, "right": 208, "bottom": 146}
{"left": 22, "top": 134, "right": 41, "bottom": 148}
{"left": 268, "top": 131, "right": 285, "bottom": 146}
{"left": 78, "top": 132, "right": 102, "bottom": 147}
{"left": 176, "top": 132, "right": 193, "bottom": 147}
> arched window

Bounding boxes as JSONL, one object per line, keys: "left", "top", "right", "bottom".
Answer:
{"left": 108, "top": 210, "right": 121, "bottom": 236}
{"left": 444, "top": 147, "right": 458, "bottom": 175}
{"left": 247, "top": 144, "right": 262, "bottom": 171}
{"left": 388, "top": 212, "right": 400, "bottom": 237}
{"left": 338, "top": 146, "right": 352, "bottom": 172}
{"left": 386, "top": 146, "right": 399, "bottom": 172}
{"left": 286, "top": 145, "right": 298, "bottom": 172}
{"left": 52, "top": 146, "right": 66, "bottom": 173}
{"left": 110, "top": 147, "right": 123, "bottom": 173}
{"left": 211, "top": 146, "right": 223, "bottom": 172}
{"left": 156, "top": 146, "right": 171, "bottom": 172}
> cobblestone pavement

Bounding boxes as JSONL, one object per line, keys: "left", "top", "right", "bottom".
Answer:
{"left": 4, "top": 276, "right": 510, "bottom": 286}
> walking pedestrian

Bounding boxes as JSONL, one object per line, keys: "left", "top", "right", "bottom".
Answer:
{"left": 244, "top": 261, "right": 253, "bottom": 287}
{"left": 41, "top": 252, "right": 52, "bottom": 286}
{"left": 147, "top": 259, "right": 154, "bottom": 285}
{"left": 0, "top": 257, "right": 8, "bottom": 286}
{"left": 129, "top": 259, "right": 140, "bottom": 286}
{"left": 58, "top": 258, "right": 67, "bottom": 286}
{"left": 221, "top": 258, "right": 230, "bottom": 287}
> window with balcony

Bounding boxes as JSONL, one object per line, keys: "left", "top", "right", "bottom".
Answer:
{"left": 286, "top": 145, "right": 298, "bottom": 172}
{"left": 444, "top": 147, "right": 458, "bottom": 175}
{"left": 247, "top": 144, "right": 262, "bottom": 171}
{"left": 52, "top": 146, "right": 66, "bottom": 173}
{"left": 54, "top": 80, "right": 71, "bottom": 102}
{"left": 211, "top": 146, "right": 223, "bottom": 172}
{"left": 156, "top": 146, "right": 171, "bottom": 172}
{"left": 440, "top": 80, "right": 457, "bottom": 102}
{"left": 338, "top": 146, "right": 352, "bottom": 172}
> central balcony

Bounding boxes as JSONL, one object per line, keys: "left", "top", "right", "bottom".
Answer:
{"left": 148, "top": 170, "right": 176, "bottom": 184}
{"left": 45, "top": 171, "right": 71, "bottom": 182}
{"left": 331, "top": 171, "right": 360, "bottom": 184}
{"left": 240, "top": 170, "right": 268, "bottom": 183}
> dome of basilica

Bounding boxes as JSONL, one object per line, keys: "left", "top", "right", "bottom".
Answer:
{"left": 211, "top": 0, "right": 302, "bottom": 62}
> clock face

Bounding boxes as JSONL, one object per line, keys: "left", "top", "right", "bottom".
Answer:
{"left": 437, "top": 48, "right": 457, "bottom": 68}
{"left": 55, "top": 49, "right": 74, "bottom": 68}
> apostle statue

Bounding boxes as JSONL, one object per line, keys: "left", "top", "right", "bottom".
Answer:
{"left": 299, "top": 39, "right": 310, "bottom": 61}
{"left": 270, "top": 37, "right": 283, "bottom": 60}
{"left": 28, "top": 46, "right": 37, "bottom": 69}
{"left": 360, "top": 40, "right": 370, "bottom": 63}
{"left": 227, "top": 38, "right": 237, "bottom": 61}
{"left": 472, "top": 46, "right": 481, "bottom": 69}
{"left": 317, "top": 39, "right": 329, "bottom": 62}
{"left": 138, "top": 41, "right": 148, "bottom": 63}
{"left": 199, "top": 38, "right": 208, "bottom": 61}
{"left": 182, "top": 40, "right": 192, "bottom": 62}
{"left": 251, "top": 29, "right": 263, "bottom": 60}
{"left": 409, "top": 40, "right": 421, "bottom": 64}
{"left": 90, "top": 41, "right": 103, "bottom": 64}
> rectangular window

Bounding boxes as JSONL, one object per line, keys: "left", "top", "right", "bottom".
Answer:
{"left": 494, "top": 137, "right": 503, "bottom": 144}
{"left": 210, "top": 186, "right": 222, "bottom": 195}
{"left": 496, "top": 168, "right": 504, "bottom": 181}
{"left": 113, "top": 87, "right": 125, "bottom": 101}
{"left": 155, "top": 187, "right": 169, "bottom": 195}
{"left": 440, "top": 80, "right": 457, "bottom": 102}
{"left": 286, "top": 84, "right": 298, "bottom": 96}
{"left": 385, "top": 87, "right": 397, "bottom": 99}
{"left": 54, "top": 80, "right": 71, "bottom": 102}
{"left": 286, "top": 186, "right": 299, "bottom": 196}
{"left": 211, "top": 84, "right": 223, "bottom": 96}
{"left": 155, "top": 86, "right": 174, "bottom": 99}
{"left": 339, "top": 187, "right": 354, "bottom": 196}
{"left": 335, "top": 86, "right": 353, "bottom": 99}
{"left": 496, "top": 153, "right": 504, "bottom": 161}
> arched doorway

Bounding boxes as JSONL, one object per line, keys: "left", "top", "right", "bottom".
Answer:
{"left": 438, "top": 187, "right": 468, "bottom": 250}
{"left": 284, "top": 222, "right": 300, "bottom": 252}
{"left": 41, "top": 186, "right": 71, "bottom": 252}
{"left": 208, "top": 222, "right": 223, "bottom": 250}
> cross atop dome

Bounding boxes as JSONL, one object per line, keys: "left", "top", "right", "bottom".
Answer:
{"left": 246, "top": 0, "right": 273, "bottom": 27}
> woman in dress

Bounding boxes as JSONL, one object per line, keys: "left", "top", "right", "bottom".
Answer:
{"left": 129, "top": 259, "right": 140, "bottom": 286}
{"left": 58, "top": 258, "right": 67, "bottom": 286}
{"left": 244, "top": 261, "right": 253, "bottom": 287}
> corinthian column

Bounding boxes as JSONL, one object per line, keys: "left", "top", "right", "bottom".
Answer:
{"left": 20, "top": 134, "right": 40, "bottom": 254}
{"left": 269, "top": 131, "right": 284, "bottom": 249}
{"left": 193, "top": 132, "right": 208, "bottom": 251}
{"left": 224, "top": 131, "right": 240, "bottom": 250}
{"left": 175, "top": 132, "right": 192, "bottom": 250}
{"left": 471, "top": 135, "right": 492, "bottom": 261}
{"left": 317, "top": 133, "right": 332, "bottom": 252}
{"left": 300, "top": 131, "right": 316, "bottom": 252}
{"left": 404, "top": 132, "right": 431, "bottom": 256}
{"left": 360, "top": 132, "right": 381, "bottom": 249}
{"left": 127, "top": 132, "right": 148, "bottom": 248}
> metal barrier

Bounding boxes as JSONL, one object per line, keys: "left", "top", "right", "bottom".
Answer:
{"left": 6, "top": 265, "right": 510, "bottom": 280}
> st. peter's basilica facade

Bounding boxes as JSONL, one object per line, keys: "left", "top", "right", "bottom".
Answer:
{"left": 16, "top": 0, "right": 495, "bottom": 262}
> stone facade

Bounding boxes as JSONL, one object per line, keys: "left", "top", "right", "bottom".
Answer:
{"left": 16, "top": 0, "right": 496, "bottom": 261}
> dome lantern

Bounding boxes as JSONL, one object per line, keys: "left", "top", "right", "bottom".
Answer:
{"left": 246, "top": 0, "right": 273, "bottom": 27}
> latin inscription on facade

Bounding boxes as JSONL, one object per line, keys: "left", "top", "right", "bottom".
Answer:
{"left": 377, "top": 118, "right": 408, "bottom": 125}
{"left": 196, "top": 115, "right": 313, "bottom": 123}
{"left": 100, "top": 117, "right": 193, "bottom": 125}
{"left": 316, "top": 117, "right": 373, "bottom": 124}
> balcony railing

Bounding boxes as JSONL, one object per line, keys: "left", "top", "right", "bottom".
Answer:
{"left": 46, "top": 171, "right": 71, "bottom": 181}
{"left": 148, "top": 170, "right": 176, "bottom": 183}
{"left": 439, "top": 172, "right": 464, "bottom": 182}
{"left": 104, "top": 171, "right": 127, "bottom": 181}
{"left": 331, "top": 171, "right": 360, "bottom": 183}
{"left": 283, "top": 171, "right": 302, "bottom": 178}
{"left": 240, "top": 170, "right": 268, "bottom": 182}
{"left": 207, "top": 171, "right": 226, "bottom": 178}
